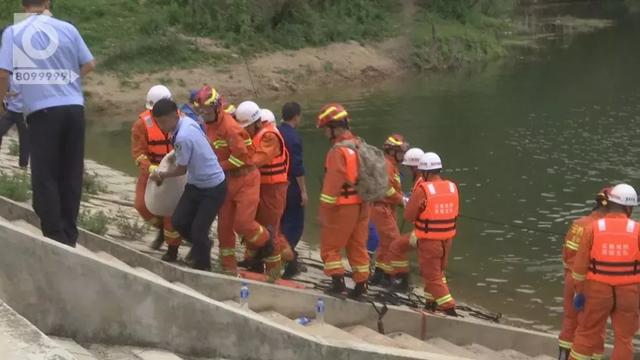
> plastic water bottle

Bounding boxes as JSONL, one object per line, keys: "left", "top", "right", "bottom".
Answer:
{"left": 295, "top": 316, "right": 311, "bottom": 326}
{"left": 240, "top": 282, "right": 249, "bottom": 309}
{"left": 315, "top": 298, "right": 325, "bottom": 324}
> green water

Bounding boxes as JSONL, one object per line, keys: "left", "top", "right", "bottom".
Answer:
{"left": 85, "top": 8, "right": 640, "bottom": 330}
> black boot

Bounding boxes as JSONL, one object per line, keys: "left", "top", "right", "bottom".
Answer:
{"left": 392, "top": 273, "right": 410, "bottom": 293}
{"left": 349, "top": 281, "right": 368, "bottom": 299}
{"left": 282, "top": 256, "right": 301, "bottom": 279}
{"left": 424, "top": 301, "right": 437, "bottom": 312}
{"left": 557, "top": 347, "right": 570, "bottom": 360}
{"left": 161, "top": 245, "right": 179, "bottom": 262}
{"left": 250, "top": 227, "right": 275, "bottom": 273}
{"left": 368, "top": 267, "right": 385, "bottom": 286}
{"left": 443, "top": 308, "right": 459, "bottom": 317}
{"left": 237, "top": 258, "right": 252, "bottom": 269}
{"left": 380, "top": 273, "right": 393, "bottom": 288}
{"left": 149, "top": 228, "right": 164, "bottom": 250}
{"left": 326, "top": 275, "right": 347, "bottom": 295}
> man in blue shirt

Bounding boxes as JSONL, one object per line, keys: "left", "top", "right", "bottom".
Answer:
{"left": 277, "top": 102, "right": 308, "bottom": 278}
{"left": 0, "top": 76, "right": 29, "bottom": 168}
{"left": 0, "top": 0, "right": 95, "bottom": 247}
{"left": 150, "top": 99, "right": 227, "bottom": 271}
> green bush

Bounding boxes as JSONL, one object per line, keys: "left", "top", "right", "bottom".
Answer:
{"left": 83, "top": 171, "right": 107, "bottom": 195}
{"left": 78, "top": 210, "right": 110, "bottom": 235}
{"left": 419, "top": 0, "right": 515, "bottom": 22}
{"left": 0, "top": 171, "right": 30, "bottom": 202}
{"left": 115, "top": 215, "right": 148, "bottom": 241}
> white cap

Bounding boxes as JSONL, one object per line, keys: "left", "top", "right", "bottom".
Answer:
{"left": 418, "top": 152, "right": 443, "bottom": 171}
{"left": 146, "top": 85, "right": 172, "bottom": 110}
{"left": 261, "top": 108, "right": 276, "bottom": 124}
{"left": 235, "top": 101, "right": 262, "bottom": 128}
{"left": 608, "top": 184, "right": 638, "bottom": 206}
{"left": 402, "top": 148, "right": 424, "bottom": 166}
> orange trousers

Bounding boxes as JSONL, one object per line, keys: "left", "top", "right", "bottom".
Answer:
{"left": 559, "top": 271, "right": 606, "bottom": 357}
{"left": 370, "top": 203, "right": 401, "bottom": 275}
{"left": 254, "top": 182, "right": 293, "bottom": 277}
{"left": 389, "top": 232, "right": 412, "bottom": 274}
{"left": 135, "top": 173, "right": 181, "bottom": 246}
{"left": 417, "top": 239, "right": 455, "bottom": 310}
{"left": 320, "top": 203, "right": 370, "bottom": 284}
{"left": 570, "top": 281, "right": 639, "bottom": 360}
{"left": 217, "top": 169, "right": 268, "bottom": 273}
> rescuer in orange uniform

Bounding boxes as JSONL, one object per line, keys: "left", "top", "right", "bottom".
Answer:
{"left": 404, "top": 152, "right": 459, "bottom": 315}
{"left": 388, "top": 147, "right": 425, "bottom": 291}
{"left": 194, "top": 87, "right": 271, "bottom": 273}
{"left": 569, "top": 184, "right": 640, "bottom": 360}
{"left": 369, "top": 134, "right": 408, "bottom": 287}
{"left": 131, "top": 85, "right": 181, "bottom": 261}
{"left": 557, "top": 188, "right": 610, "bottom": 360}
{"left": 317, "top": 103, "right": 370, "bottom": 298}
{"left": 237, "top": 103, "right": 291, "bottom": 278}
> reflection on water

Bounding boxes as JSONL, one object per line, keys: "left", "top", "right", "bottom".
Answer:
{"left": 85, "top": 7, "right": 640, "bottom": 329}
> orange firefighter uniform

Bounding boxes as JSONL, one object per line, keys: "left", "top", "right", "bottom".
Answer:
{"left": 250, "top": 123, "right": 293, "bottom": 276}
{"left": 389, "top": 175, "right": 424, "bottom": 275}
{"left": 570, "top": 214, "right": 640, "bottom": 360}
{"left": 319, "top": 131, "right": 370, "bottom": 284}
{"left": 206, "top": 110, "right": 269, "bottom": 273}
{"left": 131, "top": 109, "right": 181, "bottom": 246}
{"left": 404, "top": 175, "right": 459, "bottom": 310}
{"left": 370, "top": 154, "right": 403, "bottom": 275}
{"left": 558, "top": 211, "right": 605, "bottom": 357}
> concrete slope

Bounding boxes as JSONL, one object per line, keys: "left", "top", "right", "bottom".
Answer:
{"left": 0, "top": 217, "right": 465, "bottom": 360}
{"left": 0, "top": 196, "right": 560, "bottom": 358}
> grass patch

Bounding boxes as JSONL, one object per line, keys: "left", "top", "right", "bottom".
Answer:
{"left": 8, "top": 140, "right": 19, "bottom": 156}
{"left": 115, "top": 214, "right": 148, "bottom": 242}
{"left": 0, "top": 171, "right": 30, "bottom": 202}
{"left": 78, "top": 210, "right": 110, "bottom": 236}
{"left": 83, "top": 171, "right": 107, "bottom": 195}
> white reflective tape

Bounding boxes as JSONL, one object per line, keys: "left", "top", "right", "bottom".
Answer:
{"left": 597, "top": 218, "right": 606, "bottom": 232}
{"left": 627, "top": 220, "right": 636, "bottom": 233}
{"left": 427, "top": 183, "right": 436, "bottom": 195}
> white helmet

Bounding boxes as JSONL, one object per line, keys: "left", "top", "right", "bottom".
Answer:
{"left": 261, "top": 108, "right": 276, "bottom": 124}
{"left": 418, "top": 152, "right": 443, "bottom": 171}
{"left": 402, "top": 148, "right": 425, "bottom": 166}
{"left": 608, "top": 184, "right": 638, "bottom": 207}
{"left": 235, "top": 101, "right": 262, "bottom": 128}
{"left": 145, "top": 85, "right": 172, "bottom": 110}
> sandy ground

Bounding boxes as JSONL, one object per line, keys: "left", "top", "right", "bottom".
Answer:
{"left": 83, "top": 39, "right": 407, "bottom": 123}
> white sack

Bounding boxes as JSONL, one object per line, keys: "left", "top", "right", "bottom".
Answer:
{"left": 144, "top": 150, "right": 187, "bottom": 217}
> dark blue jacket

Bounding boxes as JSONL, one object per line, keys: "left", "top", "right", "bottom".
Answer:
{"left": 277, "top": 122, "right": 304, "bottom": 179}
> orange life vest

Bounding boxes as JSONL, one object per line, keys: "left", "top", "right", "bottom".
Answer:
{"left": 324, "top": 146, "right": 361, "bottom": 205}
{"left": 140, "top": 110, "right": 172, "bottom": 164}
{"left": 588, "top": 218, "right": 640, "bottom": 286}
{"left": 254, "top": 126, "right": 289, "bottom": 184}
{"left": 414, "top": 180, "right": 459, "bottom": 240}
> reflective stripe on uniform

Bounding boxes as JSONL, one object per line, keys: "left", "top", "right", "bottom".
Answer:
{"left": 220, "top": 248, "right": 236, "bottom": 257}
{"left": 320, "top": 194, "right": 337, "bottom": 204}
{"left": 424, "top": 292, "right": 434, "bottom": 300}
{"left": 244, "top": 139, "right": 253, "bottom": 146}
{"left": 591, "top": 353, "right": 603, "bottom": 360}
{"left": 394, "top": 174, "right": 401, "bottom": 184}
{"left": 163, "top": 230, "right": 180, "bottom": 238}
{"left": 135, "top": 154, "right": 148, "bottom": 165}
{"left": 352, "top": 264, "right": 370, "bottom": 273}
{"left": 572, "top": 272, "right": 586, "bottom": 281}
{"left": 213, "top": 140, "right": 228, "bottom": 148}
{"left": 558, "top": 340, "right": 572, "bottom": 350}
{"left": 228, "top": 155, "right": 245, "bottom": 168}
{"left": 565, "top": 240, "right": 580, "bottom": 251}
{"left": 375, "top": 262, "right": 393, "bottom": 272}
{"left": 324, "top": 261, "right": 344, "bottom": 271}
{"left": 246, "top": 226, "right": 264, "bottom": 244}
{"left": 436, "top": 294, "right": 453, "bottom": 306}
{"left": 570, "top": 350, "right": 591, "bottom": 360}
{"left": 391, "top": 261, "right": 409, "bottom": 268}
{"left": 386, "top": 187, "right": 397, "bottom": 197}
{"left": 264, "top": 255, "right": 281, "bottom": 263}
{"left": 442, "top": 277, "right": 447, "bottom": 284}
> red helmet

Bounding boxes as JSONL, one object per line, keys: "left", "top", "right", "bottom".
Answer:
{"left": 317, "top": 103, "right": 350, "bottom": 128}
{"left": 195, "top": 85, "right": 223, "bottom": 110}
{"left": 383, "top": 133, "right": 408, "bottom": 151}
